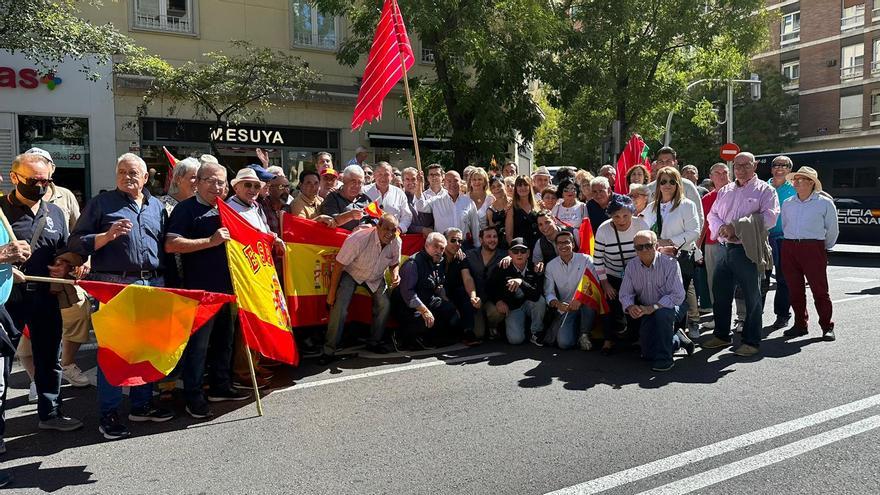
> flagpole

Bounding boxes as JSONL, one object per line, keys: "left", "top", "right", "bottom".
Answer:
{"left": 398, "top": 50, "right": 422, "bottom": 172}
{"left": 23, "top": 275, "right": 76, "bottom": 285}
{"left": 244, "top": 340, "right": 265, "bottom": 417}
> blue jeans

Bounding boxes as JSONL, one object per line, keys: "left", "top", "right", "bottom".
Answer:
{"left": 505, "top": 297, "right": 546, "bottom": 344}
{"left": 554, "top": 306, "right": 596, "bottom": 349}
{"left": 769, "top": 234, "right": 791, "bottom": 319}
{"left": 639, "top": 306, "right": 682, "bottom": 369}
{"left": 89, "top": 273, "right": 165, "bottom": 416}
{"left": 182, "top": 303, "right": 234, "bottom": 404}
{"left": 712, "top": 244, "right": 763, "bottom": 347}
{"left": 325, "top": 272, "right": 390, "bottom": 355}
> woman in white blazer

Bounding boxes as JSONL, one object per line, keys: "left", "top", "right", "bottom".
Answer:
{"left": 641, "top": 167, "right": 700, "bottom": 328}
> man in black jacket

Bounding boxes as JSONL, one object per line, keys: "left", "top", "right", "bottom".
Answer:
{"left": 490, "top": 237, "right": 546, "bottom": 346}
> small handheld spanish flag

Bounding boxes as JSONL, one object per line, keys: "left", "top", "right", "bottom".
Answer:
{"left": 364, "top": 200, "right": 384, "bottom": 219}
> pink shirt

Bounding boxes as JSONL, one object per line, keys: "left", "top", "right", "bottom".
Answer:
{"left": 706, "top": 174, "right": 779, "bottom": 243}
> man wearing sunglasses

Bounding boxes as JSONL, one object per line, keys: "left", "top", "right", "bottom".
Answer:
{"left": 619, "top": 230, "right": 695, "bottom": 372}
{"left": 227, "top": 168, "right": 270, "bottom": 233}
{"left": 490, "top": 237, "right": 545, "bottom": 346}
{"left": 1, "top": 153, "right": 83, "bottom": 433}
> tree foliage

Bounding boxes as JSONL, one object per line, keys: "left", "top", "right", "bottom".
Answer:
{"left": 541, "top": 0, "right": 769, "bottom": 167}
{"left": 313, "top": 0, "right": 561, "bottom": 168}
{"left": 0, "top": 0, "right": 136, "bottom": 78}
{"left": 121, "top": 40, "right": 319, "bottom": 127}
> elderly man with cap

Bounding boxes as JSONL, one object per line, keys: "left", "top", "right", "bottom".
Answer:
{"left": 531, "top": 167, "right": 552, "bottom": 204}
{"left": 320, "top": 165, "right": 372, "bottom": 231}
{"left": 66, "top": 152, "right": 173, "bottom": 439}
{"left": 490, "top": 236, "right": 545, "bottom": 345}
{"left": 779, "top": 167, "right": 838, "bottom": 341}
{"left": 348, "top": 146, "right": 370, "bottom": 167}
{"left": 1, "top": 153, "right": 83, "bottom": 432}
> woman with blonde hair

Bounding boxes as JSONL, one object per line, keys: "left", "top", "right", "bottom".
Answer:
{"left": 505, "top": 175, "right": 540, "bottom": 248}
{"left": 575, "top": 169, "right": 595, "bottom": 202}
{"left": 641, "top": 167, "right": 700, "bottom": 332}
{"left": 468, "top": 167, "right": 494, "bottom": 230}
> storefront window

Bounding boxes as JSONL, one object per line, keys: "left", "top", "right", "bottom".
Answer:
{"left": 18, "top": 115, "right": 90, "bottom": 195}
{"left": 140, "top": 143, "right": 211, "bottom": 194}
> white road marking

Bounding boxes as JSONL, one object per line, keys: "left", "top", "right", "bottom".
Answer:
{"left": 832, "top": 295, "right": 876, "bottom": 304}
{"left": 544, "top": 393, "right": 880, "bottom": 495}
{"left": 274, "top": 352, "right": 504, "bottom": 393}
{"left": 835, "top": 277, "right": 875, "bottom": 283}
{"left": 636, "top": 415, "right": 880, "bottom": 495}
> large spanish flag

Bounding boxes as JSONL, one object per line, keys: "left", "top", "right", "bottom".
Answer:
{"left": 281, "top": 215, "right": 423, "bottom": 328}
{"left": 79, "top": 280, "right": 234, "bottom": 387}
{"left": 217, "top": 200, "right": 298, "bottom": 365}
{"left": 573, "top": 264, "right": 610, "bottom": 315}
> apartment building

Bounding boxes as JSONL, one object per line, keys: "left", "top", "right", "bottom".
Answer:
{"left": 754, "top": 0, "right": 880, "bottom": 152}
{"left": 0, "top": 0, "right": 532, "bottom": 195}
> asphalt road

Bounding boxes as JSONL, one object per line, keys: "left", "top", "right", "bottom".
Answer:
{"left": 1, "top": 252, "right": 878, "bottom": 494}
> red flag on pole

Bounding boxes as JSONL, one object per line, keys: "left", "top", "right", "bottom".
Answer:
{"left": 162, "top": 146, "right": 178, "bottom": 192}
{"left": 351, "top": 0, "right": 415, "bottom": 130}
{"left": 614, "top": 134, "right": 652, "bottom": 194}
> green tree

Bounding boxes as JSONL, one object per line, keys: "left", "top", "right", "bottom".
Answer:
{"left": 0, "top": 0, "right": 135, "bottom": 77}
{"left": 122, "top": 40, "right": 319, "bottom": 153}
{"left": 543, "top": 0, "right": 768, "bottom": 162}
{"left": 313, "top": 0, "right": 561, "bottom": 169}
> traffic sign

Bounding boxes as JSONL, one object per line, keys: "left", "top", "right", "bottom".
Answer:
{"left": 720, "top": 142, "right": 740, "bottom": 161}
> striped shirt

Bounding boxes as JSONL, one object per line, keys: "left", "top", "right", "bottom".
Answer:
{"left": 593, "top": 217, "right": 649, "bottom": 280}
{"left": 619, "top": 252, "right": 685, "bottom": 310}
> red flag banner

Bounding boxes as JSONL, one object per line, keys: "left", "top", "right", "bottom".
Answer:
{"left": 79, "top": 280, "right": 234, "bottom": 387}
{"left": 162, "top": 146, "right": 178, "bottom": 191}
{"left": 281, "top": 215, "right": 423, "bottom": 327}
{"left": 578, "top": 217, "right": 594, "bottom": 256}
{"left": 614, "top": 134, "right": 652, "bottom": 194}
{"left": 217, "top": 200, "right": 298, "bottom": 365}
{"left": 351, "top": 0, "right": 415, "bottom": 130}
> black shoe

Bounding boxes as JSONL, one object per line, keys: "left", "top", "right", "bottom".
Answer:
{"left": 318, "top": 353, "right": 338, "bottom": 366}
{"left": 129, "top": 405, "right": 175, "bottom": 423}
{"left": 822, "top": 328, "right": 836, "bottom": 341}
{"left": 771, "top": 316, "right": 791, "bottom": 329}
{"left": 414, "top": 336, "right": 435, "bottom": 350}
{"left": 366, "top": 343, "right": 393, "bottom": 354}
{"left": 185, "top": 400, "right": 213, "bottom": 419}
{"left": 676, "top": 329, "right": 695, "bottom": 356}
{"left": 651, "top": 362, "right": 674, "bottom": 372}
{"left": 0, "top": 471, "right": 12, "bottom": 488}
{"left": 300, "top": 344, "right": 322, "bottom": 358}
{"left": 783, "top": 326, "right": 809, "bottom": 338}
{"left": 391, "top": 331, "right": 405, "bottom": 352}
{"left": 207, "top": 388, "right": 250, "bottom": 403}
{"left": 98, "top": 411, "right": 131, "bottom": 441}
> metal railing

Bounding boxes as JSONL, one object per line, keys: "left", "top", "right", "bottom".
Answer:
{"left": 841, "top": 13, "right": 865, "bottom": 31}
{"left": 840, "top": 116, "right": 863, "bottom": 130}
{"left": 841, "top": 65, "right": 864, "bottom": 80}
{"left": 871, "top": 111, "right": 880, "bottom": 124}
{"left": 134, "top": 13, "right": 192, "bottom": 33}
{"left": 872, "top": 60, "right": 880, "bottom": 73}
{"left": 781, "top": 30, "right": 800, "bottom": 44}
{"left": 293, "top": 32, "right": 336, "bottom": 49}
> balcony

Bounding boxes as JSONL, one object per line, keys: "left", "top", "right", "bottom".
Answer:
{"left": 840, "top": 116, "right": 863, "bottom": 131}
{"left": 841, "top": 65, "right": 864, "bottom": 80}
{"left": 871, "top": 112, "right": 880, "bottom": 125}
{"left": 781, "top": 30, "right": 800, "bottom": 45}
{"left": 134, "top": 13, "right": 192, "bottom": 33}
{"left": 872, "top": 60, "right": 880, "bottom": 74}
{"left": 841, "top": 13, "right": 865, "bottom": 31}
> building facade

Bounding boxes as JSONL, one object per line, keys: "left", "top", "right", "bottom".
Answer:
{"left": 755, "top": 0, "right": 880, "bottom": 151}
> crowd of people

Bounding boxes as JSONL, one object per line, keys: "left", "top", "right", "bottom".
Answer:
{"left": 0, "top": 144, "right": 840, "bottom": 486}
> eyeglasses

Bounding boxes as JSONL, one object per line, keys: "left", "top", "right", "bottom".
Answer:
{"left": 793, "top": 177, "right": 814, "bottom": 183}
{"left": 659, "top": 179, "right": 677, "bottom": 186}
{"left": 448, "top": 238, "right": 463, "bottom": 244}
{"left": 240, "top": 182, "right": 261, "bottom": 189}
{"left": 199, "top": 178, "right": 226, "bottom": 187}
{"left": 510, "top": 248, "right": 528, "bottom": 254}
{"left": 13, "top": 172, "right": 53, "bottom": 187}
{"left": 771, "top": 163, "right": 792, "bottom": 169}
{"left": 634, "top": 242, "right": 655, "bottom": 252}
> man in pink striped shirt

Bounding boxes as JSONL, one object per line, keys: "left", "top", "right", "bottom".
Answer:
{"left": 703, "top": 152, "right": 780, "bottom": 357}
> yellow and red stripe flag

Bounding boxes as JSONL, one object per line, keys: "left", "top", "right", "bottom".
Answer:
{"left": 281, "top": 215, "right": 423, "bottom": 327}
{"left": 79, "top": 280, "right": 234, "bottom": 387}
{"left": 364, "top": 200, "right": 384, "bottom": 219}
{"left": 217, "top": 200, "right": 298, "bottom": 365}
{"left": 573, "top": 265, "right": 610, "bottom": 315}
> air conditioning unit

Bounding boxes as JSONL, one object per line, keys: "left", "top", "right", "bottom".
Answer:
{"left": 827, "top": 59, "right": 838, "bottom": 67}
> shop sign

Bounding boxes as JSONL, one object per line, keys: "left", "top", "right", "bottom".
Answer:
{"left": 0, "top": 67, "right": 63, "bottom": 90}
{"left": 210, "top": 126, "right": 285, "bottom": 145}
{"left": 38, "top": 143, "right": 86, "bottom": 169}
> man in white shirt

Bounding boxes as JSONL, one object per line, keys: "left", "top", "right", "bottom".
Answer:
{"left": 364, "top": 162, "right": 412, "bottom": 232}
{"left": 323, "top": 214, "right": 402, "bottom": 364}
{"left": 543, "top": 231, "right": 598, "bottom": 350}
{"left": 423, "top": 163, "right": 445, "bottom": 199}
{"left": 415, "top": 171, "right": 481, "bottom": 247}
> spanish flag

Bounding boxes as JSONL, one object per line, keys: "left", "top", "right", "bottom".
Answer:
{"left": 281, "top": 215, "right": 423, "bottom": 328}
{"left": 573, "top": 265, "right": 610, "bottom": 315}
{"left": 364, "top": 200, "right": 384, "bottom": 219}
{"left": 578, "top": 217, "right": 594, "bottom": 256}
{"left": 79, "top": 280, "right": 235, "bottom": 387}
{"left": 217, "top": 200, "right": 298, "bottom": 365}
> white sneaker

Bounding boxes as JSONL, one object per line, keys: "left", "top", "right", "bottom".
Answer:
{"left": 578, "top": 333, "right": 592, "bottom": 351}
{"left": 62, "top": 364, "right": 90, "bottom": 388}
{"left": 28, "top": 382, "right": 37, "bottom": 404}
{"left": 701, "top": 320, "right": 716, "bottom": 330}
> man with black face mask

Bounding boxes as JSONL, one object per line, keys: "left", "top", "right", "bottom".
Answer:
{"left": 0, "top": 153, "right": 83, "bottom": 433}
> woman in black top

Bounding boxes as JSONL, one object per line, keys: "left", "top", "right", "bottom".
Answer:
{"left": 504, "top": 175, "right": 539, "bottom": 250}
{"left": 487, "top": 177, "right": 509, "bottom": 247}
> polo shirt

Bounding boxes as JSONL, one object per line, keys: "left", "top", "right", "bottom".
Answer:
{"left": 166, "top": 195, "right": 233, "bottom": 293}
{"left": 0, "top": 194, "right": 68, "bottom": 277}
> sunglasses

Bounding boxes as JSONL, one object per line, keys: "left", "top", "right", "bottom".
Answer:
{"left": 240, "top": 182, "right": 262, "bottom": 189}
{"left": 14, "top": 172, "right": 53, "bottom": 187}
{"left": 448, "top": 238, "right": 463, "bottom": 244}
{"left": 510, "top": 248, "right": 528, "bottom": 254}
{"left": 634, "top": 242, "right": 655, "bottom": 252}
{"left": 659, "top": 179, "right": 677, "bottom": 186}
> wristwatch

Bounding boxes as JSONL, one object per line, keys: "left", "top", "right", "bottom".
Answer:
{"left": 652, "top": 303, "right": 660, "bottom": 311}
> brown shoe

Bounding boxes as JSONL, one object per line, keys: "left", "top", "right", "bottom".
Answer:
{"left": 233, "top": 374, "right": 270, "bottom": 390}
{"left": 701, "top": 336, "right": 732, "bottom": 349}
{"left": 733, "top": 344, "right": 760, "bottom": 357}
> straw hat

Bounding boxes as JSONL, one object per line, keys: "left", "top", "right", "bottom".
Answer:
{"left": 532, "top": 166, "right": 552, "bottom": 177}
{"left": 786, "top": 166, "right": 822, "bottom": 192}
{"left": 230, "top": 167, "right": 264, "bottom": 187}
